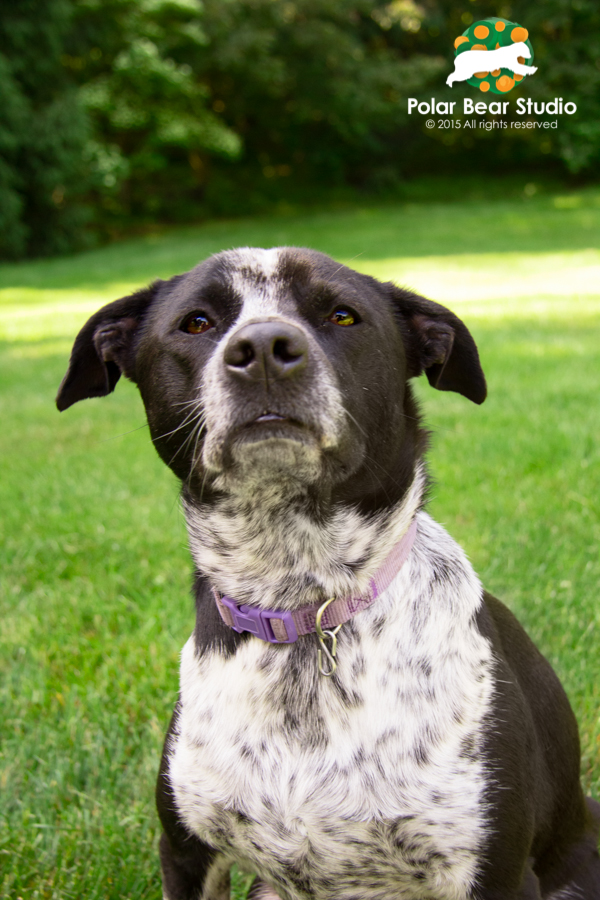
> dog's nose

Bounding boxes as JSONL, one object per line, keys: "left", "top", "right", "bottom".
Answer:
{"left": 224, "top": 320, "right": 308, "bottom": 383}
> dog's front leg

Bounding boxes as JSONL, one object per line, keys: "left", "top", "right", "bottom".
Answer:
{"left": 159, "top": 831, "right": 230, "bottom": 900}
{"left": 475, "top": 862, "right": 542, "bottom": 900}
{"left": 157, "top": 705, "right": 231, "bottom": 900}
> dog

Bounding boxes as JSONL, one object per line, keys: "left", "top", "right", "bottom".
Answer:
{"left": 56, "top": 247, "right": 600, "bottom": 900}
{"left": 446, "top": 42, "right": 537, "bottom": 87}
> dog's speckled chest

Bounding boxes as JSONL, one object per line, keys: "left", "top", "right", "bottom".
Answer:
{"left": 168, "top": 514, "right": 494, "bottom": 900}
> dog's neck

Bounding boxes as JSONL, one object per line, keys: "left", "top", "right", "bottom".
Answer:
{"left": 182, "top": 463, "right": 426, "bottom": 611}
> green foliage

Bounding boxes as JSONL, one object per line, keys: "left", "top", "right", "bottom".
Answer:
{"left": 1, "top": 0, "right": 600, "bottom": 258}
{"left": 69, "top": 0, "right": 240, "bottom": 224}
{"left": 192, "top": 0, "right": 443, "bottom": 209}
{"left": 411, "top": 0, "right": 600, "bottom": 174}
{"left": 514, "top": 0, "right": 600, "bottom": 173}
{"left": 0, "top": 0, "right": 90, "bottom": 258}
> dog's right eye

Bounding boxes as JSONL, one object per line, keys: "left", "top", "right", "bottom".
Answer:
{"left": 181, "top": 312, "right": 214, "bottom": 334}
{"left": 328, "top": 308, "right": 359, "bottom": 327}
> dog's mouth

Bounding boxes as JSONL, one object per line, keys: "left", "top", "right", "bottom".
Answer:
{"left": 255, "top": 412, "right": 289, "bottom": 424}
{"left": 202, "top": 391, "right": 344, "bottom": 483}
{"left": 236, "top": 411, "right": 312, "bottom": 442}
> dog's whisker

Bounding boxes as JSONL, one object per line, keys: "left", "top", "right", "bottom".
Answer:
{"left": 152, "top": 406, "right": 205, "bottom": 443}
{"left": 322, "top": 253, "right": 365, "bottom": 286}
{"left": 189, "top": 421, "right": 206, "bottom": 476}
{"left": 183, "top": 420, "right": 207, "bottom": 492}
{"left": 345, "top": 410, "right": 405, "bottom": 487}
{"left": 357, "top": 454, "right": 395, "bottom": 504}
{"left": 198, "top": 467, "right": 210, "bottom": 504}
{"left": 97, "top": 422, "right": 149, "bottom": 443}
{"left": 169, "top": 410, "right": 206, "bottom": 466}
{"left": 167, "top": 415, "right": 206, "bottom": 470}
{"left": 173, "top": 397, "right": 203, "bottom": 408}
{"left": 344, "top": 408, "right": 369, "bottom": 439}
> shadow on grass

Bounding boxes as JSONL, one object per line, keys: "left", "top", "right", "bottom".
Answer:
{"left": 0, "top": 188, "right": 599, "bottom": 297}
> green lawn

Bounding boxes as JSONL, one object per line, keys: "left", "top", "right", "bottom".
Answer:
{"left": 1, "top": 187, "right": 599, "bottom": 898}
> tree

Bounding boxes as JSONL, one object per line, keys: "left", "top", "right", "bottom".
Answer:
{"left": 1, "top": 0, "right": 598, "bottom": 259}
{"left": 0, "top": 0, "right": 89, "bottom": 257}
{"left": 68, "top": 0, "right": 241, "bottom": 226}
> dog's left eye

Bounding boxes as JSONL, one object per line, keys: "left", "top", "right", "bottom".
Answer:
{"left": 181, "top": 312, "right": 214, "bottom": 334}
{"left": 328, "top": 308, "right": 359, "bottom": 326}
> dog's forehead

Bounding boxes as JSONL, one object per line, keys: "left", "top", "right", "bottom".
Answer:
{"left": 175, "top": 247, "right": 380, "bottom": 317}
{"left": 218, "top": 247, "right": 287, "bottom": 316}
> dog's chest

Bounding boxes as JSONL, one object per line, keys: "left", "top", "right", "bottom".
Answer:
{"left": 168, "top": 517, "right": 494, "bottom": 900}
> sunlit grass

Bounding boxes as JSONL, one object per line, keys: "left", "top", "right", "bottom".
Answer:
{"left": 1, "top": 190, "right": 599, "bottom": 898}
{"left": 2, "top": 186, "right": 599, "bottom": 346}
{"left": 2, "top": 248, "right": 600, "bottom": 346}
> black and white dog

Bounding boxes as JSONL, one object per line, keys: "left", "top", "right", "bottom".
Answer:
{"left": 57, "top": 248, "right": 600, "bottom": 900}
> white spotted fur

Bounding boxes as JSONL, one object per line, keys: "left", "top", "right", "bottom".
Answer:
{"left": 184, "top": 464, "right": 426, "bottom": 610}
{"left": 169, "top": 507, "right": 494, "bottom": 900}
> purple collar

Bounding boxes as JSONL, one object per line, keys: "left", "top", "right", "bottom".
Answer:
{"left": 213, "top": 517, "right": 418, "bottom": 644}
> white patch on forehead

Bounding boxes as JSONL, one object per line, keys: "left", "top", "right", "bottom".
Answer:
{"left": 227, "top": 246, "right": 281, "bottom": 278}
{"left": 227, "top": 247, "right": 284, "bottom": 322}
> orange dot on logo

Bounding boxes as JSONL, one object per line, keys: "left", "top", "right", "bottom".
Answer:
{"left": 495, "top": 21, "right": 506, "bottom": 31}
{"left": 480, "top": 81, "right": 490, "bottom": 92}
{"left": 474, "top": 25, "right": 489, "bottom": 39}
{"left": 454, "top": 35, "right": 469, "bottom": 48}
{"left": 491, "top": 68, "right": 501, "bottom": 76}
{"left": 518, "top": 56, "right": 525, "bottom": 64}
{"left": 472, "top": 44, "right": 488, "bottom": 51}
{"left": 475, "top": 71, "right": 489, "bottom": 78}
{"left": 514, "top": 73, "right": 523, "bottom": 82}
{"left": 511, "top": 26, "right": 529, "bottom": 42}
{"left": 496, "top": 75, "right": 515, "bottom": 92}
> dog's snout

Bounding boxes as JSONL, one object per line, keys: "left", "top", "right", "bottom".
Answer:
{"left": 224, "top": 321, "right": 308, "bottom": 383}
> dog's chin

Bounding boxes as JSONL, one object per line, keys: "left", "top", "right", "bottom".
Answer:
{"left": 235, "top": 435, "right": 322, "bottom": 484}
{"left": 214, "top": 422, "right": 325, "bottom": 495}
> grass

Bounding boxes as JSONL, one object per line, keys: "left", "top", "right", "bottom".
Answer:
{"left": 1, "top": 183, "right": 599, "bottom": 898}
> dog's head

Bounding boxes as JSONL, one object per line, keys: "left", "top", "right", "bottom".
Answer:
{"left": 57, "top": 248, "right": 485, "bottom": 514}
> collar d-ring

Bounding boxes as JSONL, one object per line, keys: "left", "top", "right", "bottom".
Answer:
{"left": 316, "top": 597, "right": 343, "bottom": 676}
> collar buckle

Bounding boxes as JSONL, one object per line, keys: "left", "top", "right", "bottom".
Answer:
{"left": 219, "top": 596, "right": 299, "bottom": 644}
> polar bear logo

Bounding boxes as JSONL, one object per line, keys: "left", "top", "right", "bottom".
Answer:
{"left": 447, "top": 41, "right": 537, "bottom": 87}
{"left": 447, "top": 20, "right": 536, "bottom": 94}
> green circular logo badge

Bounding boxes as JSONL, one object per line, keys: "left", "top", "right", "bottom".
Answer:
{"left": 452, "top": 18, "right": 534, "bottom": 95}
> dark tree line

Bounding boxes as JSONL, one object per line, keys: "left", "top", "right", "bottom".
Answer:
{"left": 1, "top": 0, "right": 598, "bottom": 258}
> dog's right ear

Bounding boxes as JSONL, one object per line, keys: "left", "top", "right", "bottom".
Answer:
{"left": 385, "top": 283, "right": 487, "bottom": 404}
{"left": 56, "top": 282, "right": 161, "bottom": 411}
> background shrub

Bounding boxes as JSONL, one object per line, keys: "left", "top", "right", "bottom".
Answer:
{"left": 1, "top": 0, "right": 599, "bottom": 257}
{"left": 0, "top": 0, "right": 90, "bottom": 258}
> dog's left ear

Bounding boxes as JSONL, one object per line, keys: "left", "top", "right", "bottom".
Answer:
{"left": 56, "top": 281, "right": 161, "bottom": 411}
{"left": 387, "top": 284, "right": 487, "bottom": 404}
